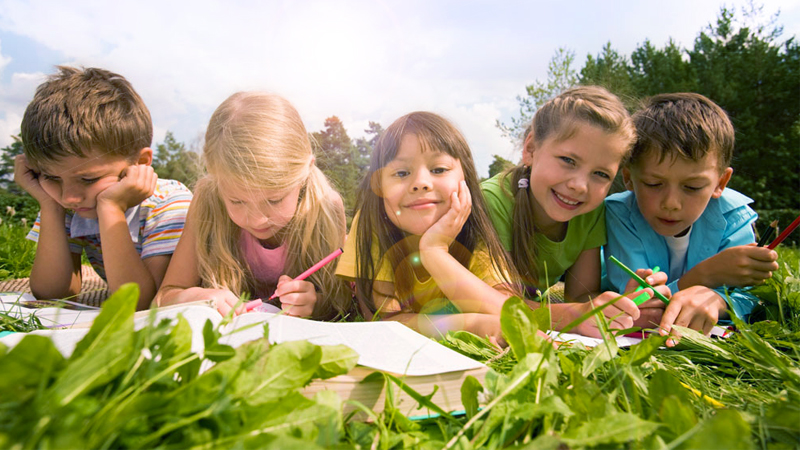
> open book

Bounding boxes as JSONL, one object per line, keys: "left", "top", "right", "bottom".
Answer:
{"left": 0, "top": 302, "right": 487, "bottom": 417}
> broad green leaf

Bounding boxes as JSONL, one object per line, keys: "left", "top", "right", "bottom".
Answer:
{"left": 683, "top": 409, "right": 752, "bottom": 449}
{"left": 581, "top": 339, "right": 617, "bottom": 377}
{"left": 243, "top": 340, "right": 322, "bottom": 404}
{"left": 659, "top": 395, "right": 697, "bottom": 437}
{"left": 562, "top": 412, "right": 660, "bottom": 446}
{"left": 460, "top": 375, "right": 483, "bottom": 418}
{"left": 649, "top": 370, "right": 691, "bottom": 413}
{"left": 512, "top": 433, "right": 562, "bottom": 450}
{"left": 619, "top": 333, "right": 668, "bottom": 366}
{"left": 314, "top": 344, "right": 359, "bottom": 379}
{"left": 501, "top": 296, "right": 541, "bottom": 359}
{"left": 47, "top": 284, "right": 138, "bottom": 407}
{"left": 0, "top": 334, "right": 65, "bottom": 396}
{"left": 385, "top": 373, "right": 458, "bottom": 423}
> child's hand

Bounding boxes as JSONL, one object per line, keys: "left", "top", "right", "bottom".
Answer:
{"left": 203, "top": 288, "right": 247, "bottom": 317}
{"left": 658, "top": 285, "right": 726, "bottom": 346}
{"left": 420, "top": 180, "right": 471, "bottom": 253}
{"left": 622, "top": 268, "right": 671, "bottom": 330}
{"left": 14, "top": 154, "right": 60, "bottom": 207}
{"left": 96, "top": 164, "right": 158, "bottom": 214}
{"left": 275, "top": 275, "right": 317, "bottom": 318}
{"left": 574, "top": 291, "right": 641, "bottom": 338}
{"left": 694, "top": 244, "right": 779, "bottom": 288}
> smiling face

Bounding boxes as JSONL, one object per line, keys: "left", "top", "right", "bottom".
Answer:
{"left": 525, "top": 123, "right": 628, "bottom": 233}
{"left": 380, "top": 133, "right": 465, "bottom": 236}
{"left": 624, "top": 150, "right": 732, "bottom": 237}
{"left": 37, "top": 150, "right": 147, "bottom": 219}
{"left": 219, "top": 180, "right": 302, "bottom": 245}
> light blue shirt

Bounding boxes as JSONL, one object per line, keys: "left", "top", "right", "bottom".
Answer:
{"left": 603, "top": 188, "right": 759, "bottom": 320}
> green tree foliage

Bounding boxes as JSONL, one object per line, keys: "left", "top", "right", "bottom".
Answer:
{"left": 488, "top": 155, "right": 514, "bottom": 178}
{"left": 312, "top": 117, "right": 370, "bottom": 216}
{"left": 580, "top": 42, "right": 637, "bottom": 109}
{"left": 688, "top": 6, "right": 799, "bottom": 209}
{"left": 152, "top": 131, "right": 203, "bottom": 189}
{"left": 0, "top": 137, "right": 24, "bottom": 194}
{"left": 504, "top": 6, "right": 798, "bottom": 211}
{"left": 497, "top": 47, "right": 578, "bottom": 142}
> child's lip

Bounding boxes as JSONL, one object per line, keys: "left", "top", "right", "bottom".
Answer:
{"left": 405, "top": 199, "right": 439, "bottom": 208}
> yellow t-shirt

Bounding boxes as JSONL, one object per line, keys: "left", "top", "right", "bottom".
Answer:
{"left": 335, "top": 213, "right": 508, "bottom": 314}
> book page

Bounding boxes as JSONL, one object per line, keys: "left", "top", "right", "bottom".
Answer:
{"left": 1, "top": 293, "right": 102, "bottom": 328}
{"left": 219, "top": 312, "right": 485, "bottom": 376}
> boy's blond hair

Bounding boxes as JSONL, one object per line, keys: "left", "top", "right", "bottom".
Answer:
{"left": 20, "top": 66, "right": 152, "bottom": 167}
{"left": 630, "top": 92, "right": 734, "bottom": 171}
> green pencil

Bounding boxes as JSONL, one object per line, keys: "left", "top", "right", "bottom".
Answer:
{"left": 609, "top": 256, "right": 671, "bottom": 305}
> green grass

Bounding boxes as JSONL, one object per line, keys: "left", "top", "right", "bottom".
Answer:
{"left": 0, "top": 223, "right": 36, "bottom": 281}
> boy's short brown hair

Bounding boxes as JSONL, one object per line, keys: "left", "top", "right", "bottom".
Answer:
{"left": 20, "top": 66, "right": 153, "bottom": 167}
{"left": 630, "top": 92, "right": 734, "bottom": 171}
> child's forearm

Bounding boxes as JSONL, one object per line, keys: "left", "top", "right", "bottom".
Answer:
{"left": 419, "top": 248, "right": 506, "bottom": 315}
{"left": 29, "top": 203, "right": 81, "bottom": 299}
{"left": 97, "top": 206, "right": 157, "bottom": 310}
{"left": 156, "top": 286, "right": 213, "bottom": 307}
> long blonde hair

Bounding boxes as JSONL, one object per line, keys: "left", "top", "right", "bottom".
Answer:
{"left": 503, "top": 86, "right": 635, "bottom": 292}
{"left": 192, "top": 92, "right": 353, "bottom": 320}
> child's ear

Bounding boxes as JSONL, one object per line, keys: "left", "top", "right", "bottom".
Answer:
{"left": 622, "top": 167, "right": 634, "bottom": 191}
{"left": 520, "top": 132, "right": 535, "bottom": 166}
{"left": 136, "top": 147, "right": 153, "bottom": 166}
{"left": 712, "top": 167, "right": 733, "bottom": 199}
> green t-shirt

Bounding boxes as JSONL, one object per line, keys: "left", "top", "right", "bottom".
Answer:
{"left": 480, "top": 173, "right": 606, "bottom": 290}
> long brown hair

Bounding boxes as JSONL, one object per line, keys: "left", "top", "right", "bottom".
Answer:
{"left": 353, "top": 111, "right": 520, "bottom": 314}
{"left": 502, "top": 86, "right": 636, "bottom": 291}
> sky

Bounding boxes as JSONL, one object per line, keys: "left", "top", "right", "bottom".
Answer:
{"left": 0, "top": 0, "right": 797, "bottom": 177}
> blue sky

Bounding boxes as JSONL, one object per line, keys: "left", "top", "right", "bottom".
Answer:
{"left": 0, "top": 0, "right": 797, "bottom": 176}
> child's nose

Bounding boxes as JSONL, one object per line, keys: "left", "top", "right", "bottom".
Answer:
{"left": 566, "top": 173, "right": 588, "bottom": 194}
{"left": 411, "top": 173, "right": 432, "bottom": 192}
{"left": 661, "top": 189, "right": 682, "bottom": 210}
{"left": 61, "top": 185, "right": 83, "bottom": 204}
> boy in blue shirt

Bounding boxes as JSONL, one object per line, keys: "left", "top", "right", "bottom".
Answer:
{"left": 604, "top": 93, "right": 778, "bottom": 344}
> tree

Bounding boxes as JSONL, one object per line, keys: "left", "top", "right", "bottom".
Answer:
{"left": 312, "top": 117, "right": 363, "bottom": 215}
{"left": 0, "top": 137, "right": 24, "bottom": 194}
{"left": 629, "top": 39, "right": 697, "bottom": 96}
{"left": 487, "top": 155, "right": 514, "bottom": 178}
{"left": 497, "top": 47, "right": 578, "bottom": 142}
{"left": 688, "top": 6, "right": 799, "bottom": 209}
{"left": 152, "top": 131, "right": 202, "bottom": 188}
{"left": 579, "top": 42, "right": 637, "bottom": 109}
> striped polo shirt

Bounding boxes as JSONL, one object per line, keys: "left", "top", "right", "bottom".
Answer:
{"left": 27, "top": 178, "right": 193, "bottom": 281}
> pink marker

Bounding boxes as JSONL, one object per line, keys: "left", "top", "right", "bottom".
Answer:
{"left": 268, "top": 248, "right": 344, "bottom": 301}
{"left": 245, "top": 299, "right": 263, "bottom": 312}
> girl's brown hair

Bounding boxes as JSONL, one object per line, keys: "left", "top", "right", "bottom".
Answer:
{"left": 353, "top": 111, "right": 520, "bottom": 314}
{"left": 502, "top": 86, "right": 635, "bottom": 292}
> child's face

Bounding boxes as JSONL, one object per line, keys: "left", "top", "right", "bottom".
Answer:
{"left": 624, "top": 151, "right": 732, "bottom": 237}
{"left": 37, "top": 151, "right": 145, "bottom": 219}
{"left": 380, "top": 134, "right": 465, "bottom": 236}
{"left": 525, "top": 123, "right": 627, "bottom": 229}
{"left": 219, "top": 180, "right": 302, "bottom": 245}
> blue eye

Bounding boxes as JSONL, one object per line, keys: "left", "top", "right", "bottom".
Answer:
{"left": 431, "top": 167, "right": 448, "bottom": 174}
{"left": 593, "top": 171, "right": 611, "bottom": 180}
{"left": 559, "top": 156, "right": 575, "bottom": 165}
{"left": 394, "top": 170, "right": 409, "bottom": 178}
{"left": 81, "top": 177, "right": 100, "bottom": 185}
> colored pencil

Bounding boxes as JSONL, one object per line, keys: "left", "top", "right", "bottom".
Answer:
{"left": 757, "top": 220, "right": 778, "bottom": 247}
{"left": 609, "top": 256, "right": 671, "bottom": 305}
{"left": 631, "top": 266, "right": 660, "bottom": 305}
{"left": 767, "top": 213, "right": 800, "bottom": 250}
{"left": 268, "top": 248, "right": 344, "bottom": 300}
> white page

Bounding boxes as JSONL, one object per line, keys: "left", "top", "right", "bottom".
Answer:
{"left": 548, "top": 325, "right": 731, "bottom": 348}
{"left": 218, "top": 311, "right": 485, "bottom": 376}
{"left": 1, "top": 292, "right": 101, "bottom": 328}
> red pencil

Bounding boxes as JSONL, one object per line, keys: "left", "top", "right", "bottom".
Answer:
{"left": 767, "top": 213, "right": 800, "bottom": 250}
{"left": 268, "top": 248, "right": 344, "bottom": 300}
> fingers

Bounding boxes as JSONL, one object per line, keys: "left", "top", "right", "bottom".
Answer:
{"left": 276, "top": 278, "right": 317, "bottom": 318}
